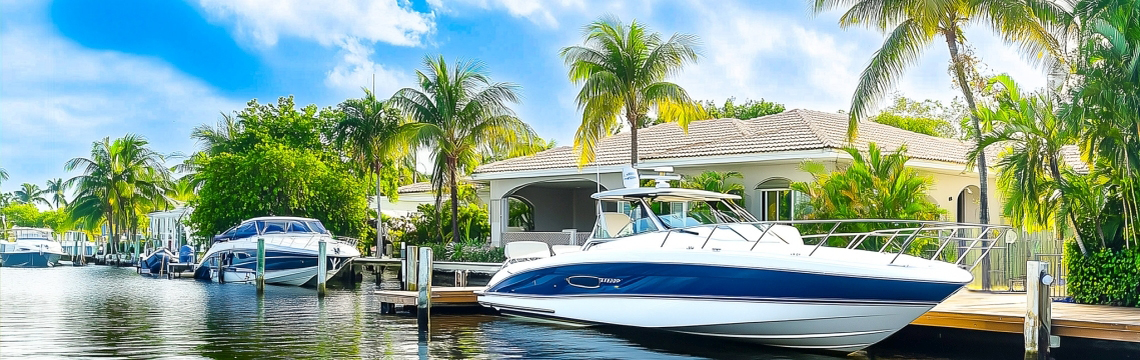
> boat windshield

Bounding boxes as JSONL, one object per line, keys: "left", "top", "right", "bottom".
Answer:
{"left": 650, "top": 199, "right": 754, "bottom": 228}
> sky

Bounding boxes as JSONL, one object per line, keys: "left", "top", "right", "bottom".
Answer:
{"left": 0, "top": 0, "right": 1050, "bottom": 195}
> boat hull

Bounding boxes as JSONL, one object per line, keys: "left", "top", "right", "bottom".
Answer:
{"left": 0, "top": 252, "right": 63, "bottom": 268}
{"left": 139, "top": 250, "right": 175, "bottom": 275}
{"left": 194, "top": 248, "right": 355, "bottom": 287}
{"left": 479, "top": 256, "right": 967, "bottom": 353}
{"left": 480, "top": 293, "right": 933, "bottom": 353}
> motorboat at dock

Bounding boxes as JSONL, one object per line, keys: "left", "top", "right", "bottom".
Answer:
{"left": 193, "top": 216, "right": 360, "bottom": 286}
{"left": 0, "top": 227, "right": 65, "bottom": 268}
{"left": 478, "top": 167, "right": 1010, "bottom": 354}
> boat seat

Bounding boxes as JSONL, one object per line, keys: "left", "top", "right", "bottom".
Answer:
{"left": 601, "top": 212, "right": 632, "bottom": 237}
{"left": 505, "top": 241, "right": 551, "bottom": 259}
{"left": 551, "top": 245, "right": 581, "bottom": 255}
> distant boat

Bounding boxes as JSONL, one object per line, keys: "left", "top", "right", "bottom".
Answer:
{"left": 193, "top": 216, "right": 361, "bottom": 286}
{"left": 1, "top": 227, "right": 65, "bottom": 268}
{"left": 138, "top": 248, "right": 176, "bottom": 276}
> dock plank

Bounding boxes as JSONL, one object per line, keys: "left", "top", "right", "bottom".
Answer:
{"left": 913, "top": 290, "right": 1140, "bottom": 342}
{"left": 374, "top": 287, "right": 485, "bottom": 307}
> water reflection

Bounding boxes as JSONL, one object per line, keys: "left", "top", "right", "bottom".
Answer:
{"left": 3, "top": 266, "right": 1130, "bottom": 359}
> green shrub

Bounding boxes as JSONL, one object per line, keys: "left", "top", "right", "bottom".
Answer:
{"left": 1065, "top": 241, "right": 1140, "bottom": 307}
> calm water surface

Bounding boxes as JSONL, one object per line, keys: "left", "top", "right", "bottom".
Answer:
{"left": 0, "top": 265, "right": 1123, "bottom": 359}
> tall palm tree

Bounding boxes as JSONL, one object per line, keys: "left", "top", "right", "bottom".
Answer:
{"left": 13, "top": 183, "right": 50, "bottom": 208}
{"left": 390, "top": 56, "right": 539, "bottom": 244}
{"left": 191, "top": 113, "right": 243, "bottom": 155}
{"left": 970, "top": 74, "right": 1090, "bottom": 253}
{"left": 333, "top": 88, "right": 407, "bottom": 255}
{"left": 45, "top": 178, "right": 69, "bottom": 209}
{"left": 66, "top": 135, "right": 171, "bottom": 254}
{"left": 810, "top": 0, "right": 1064, "bottom": 227}
{"left": 0, "top": 167, "right": 8, "bottom": 187}
{"left": 560, "top": 15, "right": 704, "bottom": 166}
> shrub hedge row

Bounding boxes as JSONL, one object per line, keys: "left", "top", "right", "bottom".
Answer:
{"left": 1065, "top": 241, "right": 1140, "bottom": 307}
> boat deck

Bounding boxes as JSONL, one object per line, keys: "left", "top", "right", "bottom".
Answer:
{"left": 375, "top": 287, "right": 1140, "bottom": 343}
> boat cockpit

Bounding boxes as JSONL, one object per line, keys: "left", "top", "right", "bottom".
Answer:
{"left": 213, "top": 217, "right": 331, "bottom": 243}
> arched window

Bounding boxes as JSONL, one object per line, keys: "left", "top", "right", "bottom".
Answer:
{"left": 755, "top": 178, "right": 809, "bottom": 221}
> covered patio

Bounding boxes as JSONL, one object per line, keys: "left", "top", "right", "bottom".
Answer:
{"left": 487, "top": 176, "right": 622, "bottom": 247}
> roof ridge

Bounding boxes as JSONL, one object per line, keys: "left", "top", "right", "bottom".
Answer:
{"left": 786, "top": 109, "right": 843, "bottom": 148}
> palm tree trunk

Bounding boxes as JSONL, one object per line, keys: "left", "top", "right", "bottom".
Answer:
{"left": 1048, "top": 153, "right": 1090, "bottom": 254}
{"left": 627, "top": 111, "right": 639, "bottom": 166}
{"left": 449, "top": 157, "right": 460, "bottom": 245}
{"left": 375, "top": 163, "right": 386, "bottom": 257}
{"left": 944, "top": 28, "right": 990, "bottom": 227}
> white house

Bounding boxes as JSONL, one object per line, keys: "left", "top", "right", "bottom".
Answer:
{"left": 471, "top": 109, "right": 1005, "bottom": 247}
{"left": 146, "top": 206, "right": 194, "bottom": 249}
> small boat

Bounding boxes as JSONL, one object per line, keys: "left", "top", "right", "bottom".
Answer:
{"left": 0, "top": 227, "right": 65, "bottom": 268}
{"left": 477, "top": 167, "right": 1010, "bottom": 354}
{"left": 194, "top": 216, "right": 361, "bottom": 286}
{"left": 138, "top": 248, "right": 176, "bottom": 276}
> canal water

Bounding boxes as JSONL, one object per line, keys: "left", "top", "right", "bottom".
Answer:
{"left": 0, "top": 266, "right": 1130, "bottom": 359}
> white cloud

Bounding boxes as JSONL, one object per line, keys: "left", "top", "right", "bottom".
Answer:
{"left": 196, "top": 0, "right": 435, "bottom": 47}
{"left": 197, "top": 0, "right": 431, "bottom": 96}
{"left": 433, "top": 0, "right": 590, "bottom": 28}
{"left": 0, "top": 19, "right": 240, "bottom": 193}
{"left": 324, "top": 38, "right": 412, "bottom": 97}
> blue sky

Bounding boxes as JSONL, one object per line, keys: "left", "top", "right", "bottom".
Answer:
{"left": 1, "top": 0, "right": 1048, "bottom": 194}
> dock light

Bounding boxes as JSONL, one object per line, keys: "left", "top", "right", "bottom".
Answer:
{"left": 1041, "top": 274, "right": 1054, "bottom": 286}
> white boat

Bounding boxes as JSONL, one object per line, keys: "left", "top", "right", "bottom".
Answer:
{"left": 477, "top": 167, "right": 1009, "bottom": 354}
{"left": 0, "top": 227, "right": 65, "bottom": 268}
{"left": 194, "top": 216, "right": 361, "bottom": 286}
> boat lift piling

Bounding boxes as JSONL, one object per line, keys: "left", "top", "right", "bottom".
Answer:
{"left": 404, "top": 245, "right": 419, "bottom": 291}
{"left": 417, "top": 247, "right": 433, "bottom": 337}
{"left": 256, "top": 237, "right": 266, "bottom": 293}
{"left": 317, "top": 240, "right": 327, "bottom": 296}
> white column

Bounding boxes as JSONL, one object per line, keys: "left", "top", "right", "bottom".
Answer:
{"left": 489, "top": 198, "right": 503, "bottom": 247}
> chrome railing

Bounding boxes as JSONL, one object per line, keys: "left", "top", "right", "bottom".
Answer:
{"left": 332, "top": 235, "right": 360, "bottom": 248}
{"left": 651, "top": 219, "right": 1013, "bottom": 270}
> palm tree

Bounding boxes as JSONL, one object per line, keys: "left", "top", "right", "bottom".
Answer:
{"left": 66, "top": 135, "right": 171, "bottom": 254}
{"left": 810, "top": 0, "right": 1064, "bottom": 227}
{"left": 45, "top": 178, "right": 69, "bottom": 209}
{"left": 970, "top": 74, "right": 1090, "bottom": 253}
{"left": 560, "top": 15, "right": 704, "bottom": 166}
{"left": 333, "top": 88, "right": 407, "bottom": 256}
{"left": 390, "top": 56, "right": 540, "bottom": 244}
{"left": 13, "top": 183, "right": 50, "bottom": 207}
{"left": 680, "top": 171, "right": 746, "bottom": 203}
{"left": 0, "top": 167, "right": 8, "bottom": 187}
{"left": 191, "top": 113, "right": 243, "bottom": 155}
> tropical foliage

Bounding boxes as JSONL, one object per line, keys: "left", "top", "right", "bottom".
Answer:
{"left": 390, "top": 56, "right": 539, "bottom": 245}
{"left": 13, "top": 183, "right": 50, "bottom": 208}
{"left": 870, "top": 95, "right": 962, "bottom": 138}
{"left": 560, "top": 15, "right": 704, "bottom": 166}
{"left": 332, "top": 88, "right": 408, "bottom": 255}
{"left": 791, "top": 143, "right": 945, "bottom": 250}
{"left": 697, "top": 97, "right": 785, "bottom": 120}
{"left": 45, "top": 178, "right": 69, "bottom": 209}
{"left": 65, "top": 135, "right": 172, "bottom": 253}
{"left": 679, "top": 171, "right": 745, "bottom": 203}
{"left": 811, "top": 0, "right": 1065, "bottom": 229}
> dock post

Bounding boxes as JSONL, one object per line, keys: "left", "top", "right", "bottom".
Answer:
{"left": 454, "top": 269, "right": 468, "bottom": 287}
{"left": 404, "top": 245, "right": 419, "bottom": 291}
{"left": 1025, "top": 260, "right": 1055, "bottom": 360}
{"left": 256, "top": 237, "right": 266, "bottom": 293}
{"left": 317, "top": 240, "right": 327, "bottom": 296}
{"left": 417, "top": 246, "right": 433, "bottom": 337}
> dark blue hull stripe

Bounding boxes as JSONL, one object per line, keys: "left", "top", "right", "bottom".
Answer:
{"left": 480, "top": 292, "right": 939, "bottom": 306}
{"left": 193, "top": 250, "right": 351, "bottom": 280}
{"left": 485, "top": 262, "right": 963, "bottom": 303}
{"left": 1, "top": 253, "right": 60, "bottom": 268}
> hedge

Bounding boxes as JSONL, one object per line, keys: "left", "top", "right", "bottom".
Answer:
{"left": 1065, "top": 241, "right": 1140, "bottom": 307}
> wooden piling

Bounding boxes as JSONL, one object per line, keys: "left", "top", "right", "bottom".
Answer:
{"left": 404, "top": 245, "right": 419, "bottom": 291}
{"left": 317, "top": 240, "right": 328, "bottom": 296}
{"left": 256, "top": 237, "right": 266, "bottom": 293}
{"left": 417, "top": 246, "right": 433, "bottom": 336}
{"left": 1025, "top": 260, "right": 1054, "bottom": 359}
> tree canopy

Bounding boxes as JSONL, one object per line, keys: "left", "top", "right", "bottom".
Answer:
{"left": 698, "top": 97, "right": 785, "bottom": 120}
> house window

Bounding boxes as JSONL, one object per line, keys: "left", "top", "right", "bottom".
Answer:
{"left": 755, "top": 178, "right": 809, "bottom": 221}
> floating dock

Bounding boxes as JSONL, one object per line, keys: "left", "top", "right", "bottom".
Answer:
{"left": 375, "top": 286, "right": 484, "bottom": 311}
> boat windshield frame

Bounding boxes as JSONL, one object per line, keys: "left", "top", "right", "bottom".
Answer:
{"left": 214, "top": 218, "right": 331, "bottom": 242}
{"left": 591, "top": 193, "right": 757, "bottom": 240}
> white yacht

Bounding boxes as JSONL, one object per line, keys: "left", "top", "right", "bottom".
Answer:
{"left": 478, "top": 167, "right": 1009, "bottom": 353}
{"left": 194, "top": 216, "right": 361, "bottom": 286}
{"left": 0, "top": 227, "right": 65, "bottom": 267}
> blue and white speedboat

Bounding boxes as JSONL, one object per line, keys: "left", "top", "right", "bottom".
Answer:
{"left": 0, "top": 227, "right": 65, "bottom": 268}
{"left": 478, "top": 168, "right": 1009, "bottom": 353}
{"left": 139, "top": 248, "right": 176, "bottom": 276}
{"left": 194, "top": 216, "right": 360, "bottom": 286}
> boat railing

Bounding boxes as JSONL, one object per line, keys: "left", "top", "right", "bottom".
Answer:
{"left": 331, "top": 236, "right": 360, "bottom": 248}
{"left": 655, "top": 219, "right": 1012, "bottom": 270}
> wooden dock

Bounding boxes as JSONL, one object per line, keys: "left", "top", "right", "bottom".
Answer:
{"left": 914, "top": 290, "right": 1140, "bottom": 343}
{"left": 351, "top": 257, "right": 501, "bottom": 274}
{"left": 373, "top": 287, "right": 1140, "bottom": 344}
